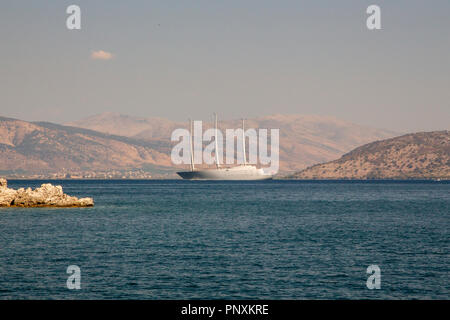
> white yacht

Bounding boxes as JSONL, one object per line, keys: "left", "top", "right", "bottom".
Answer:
{"left": 177, "top": 115, "right": 273, "bottom": 180}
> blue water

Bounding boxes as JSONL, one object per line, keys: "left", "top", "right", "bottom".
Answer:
{"left": 0, "top": 180, "right": 448, "bottom": 299}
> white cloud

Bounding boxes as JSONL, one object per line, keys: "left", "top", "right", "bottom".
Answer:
{"left": 90, "top": 50, "right": 114, "bottom": 60}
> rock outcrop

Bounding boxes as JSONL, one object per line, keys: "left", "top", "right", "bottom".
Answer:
{"left": 0, "top": 179, "right": 94, "bottom": 207}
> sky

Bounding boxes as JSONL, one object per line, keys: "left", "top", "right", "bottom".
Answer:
{"left": 0, "top": 0, "right": 449, "bottom": 132}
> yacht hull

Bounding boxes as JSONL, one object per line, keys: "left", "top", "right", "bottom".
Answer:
{"left": 177, "top": 167, "right": 272, "bottom": 180}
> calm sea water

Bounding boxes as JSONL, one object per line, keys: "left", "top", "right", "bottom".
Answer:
{"left": 0, "top": 180, "right": 448, "bottom": 299}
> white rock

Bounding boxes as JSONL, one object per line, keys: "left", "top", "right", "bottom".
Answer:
{"left": 0, "top": 178, "right": 94, "bottom": 207}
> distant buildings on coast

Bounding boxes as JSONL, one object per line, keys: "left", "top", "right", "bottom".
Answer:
{"left": 3, "top": 169, "right": 157, "bottom": 180}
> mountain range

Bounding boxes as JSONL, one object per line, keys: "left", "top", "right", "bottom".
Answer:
{"left": 67, "top": 112, "right": 398, "bottom": 172}
{"left": 1, "top": 113, "right": 399, "bottom": 178}
{"left": 0, "top": 116, "right": 172, "bottom": 178}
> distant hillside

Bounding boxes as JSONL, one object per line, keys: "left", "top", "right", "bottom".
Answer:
{"left": 0, "top": 116, "right": 173, "bottom": 177}
{"left": 67, "top": 112, "right": 181, "bottom": 139}
{"left": 67, "top": 113, "right": 398, "bottom": 172}
{"left": 292, "top": 131, "right": 450, "bottom": 179}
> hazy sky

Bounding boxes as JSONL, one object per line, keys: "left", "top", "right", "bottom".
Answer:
{"left": 0, "top": 0, "right": 449, "bottom": 132}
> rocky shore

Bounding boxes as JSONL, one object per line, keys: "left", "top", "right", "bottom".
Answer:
{"left": 0, "top": 178, "right": 94, "bottom": 207}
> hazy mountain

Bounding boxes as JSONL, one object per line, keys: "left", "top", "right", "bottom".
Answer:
{"left": 0, "top": 116, "right": 173, "bottom": 177}
{"left": 292, "top": 131, "right": 450, "bottom": 179}
{"left": 67, "top": 112, "right": 182, "bottom": 139}
{"left": 67, "top": 113, "right": 398, "bottom": 172}
{"left": 0, "top": 113, "right": 402, "bottom": 178}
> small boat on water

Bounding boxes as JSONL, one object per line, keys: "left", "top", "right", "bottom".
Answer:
{"left": 177, "top": 114, "right": 273, "bottom": 180}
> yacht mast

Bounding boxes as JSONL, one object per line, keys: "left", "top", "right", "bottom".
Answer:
{"left": 242, "top": 118, "right": 247, "bottom": 166}
{"left": 189, "top": 119, "right": 195, "bottom": 171}
{"left": 214, "top": 113, "right": 220, "bottom": 169}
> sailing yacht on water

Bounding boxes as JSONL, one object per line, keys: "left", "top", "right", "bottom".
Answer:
{"left": 177, "top": 114, "right": 273, "bottom": 180}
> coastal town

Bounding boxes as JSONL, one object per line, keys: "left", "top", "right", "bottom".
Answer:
{"left": 3, "top": 169, "right": 157, "bottom": 180}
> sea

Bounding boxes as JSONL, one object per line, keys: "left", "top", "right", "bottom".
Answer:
{"left": 0, "top": 180, "right": 448, "bottom": 299}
